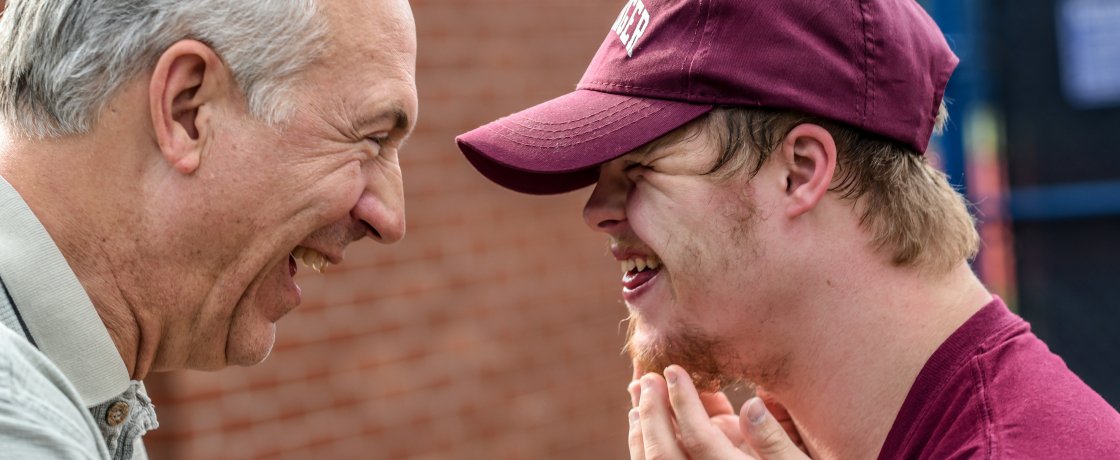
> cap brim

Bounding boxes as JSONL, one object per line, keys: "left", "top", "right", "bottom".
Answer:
{"left": 456, "top": 90, "right": 712, "bottom": 195}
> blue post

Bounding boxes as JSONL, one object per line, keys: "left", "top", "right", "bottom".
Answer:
{"left": 925, "top": 0, "right": 987, "bottom": 196}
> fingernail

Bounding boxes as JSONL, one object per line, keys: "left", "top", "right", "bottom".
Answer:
{"left": 746, "top": 397, "right": 768, "bottom": 425}
{"left": 640, "top": 376, "right": 652, "bottom": 393}
{"left": 628, "top": 408, "right": 640, "bottom": 425}
{"left": 665, "top": 368, "right": 678, "bottom": 386}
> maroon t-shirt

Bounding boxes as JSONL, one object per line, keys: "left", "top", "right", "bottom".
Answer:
{"left": 877, "top": 297, "right": 1120, "bottom": 459}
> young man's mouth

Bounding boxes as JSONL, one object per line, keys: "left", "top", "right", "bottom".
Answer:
{"left": 621, "top": 253, "right": 662, "bottom": 291}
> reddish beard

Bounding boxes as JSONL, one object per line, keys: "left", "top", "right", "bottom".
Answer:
{"left": 624, "top": 313, "right": 739, "bottom": 393}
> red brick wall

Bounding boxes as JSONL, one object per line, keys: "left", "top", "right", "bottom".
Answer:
{"left": 144, "top": 1, "right": 632, "bottom": 459}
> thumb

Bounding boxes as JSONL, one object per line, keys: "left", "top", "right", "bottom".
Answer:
{"left": 739, "top": 397, "right": 809, "bottom": 459}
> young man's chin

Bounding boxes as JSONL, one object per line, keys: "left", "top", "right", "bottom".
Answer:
{"left": 626, "top": 327, "right": 731, "bottom": 392}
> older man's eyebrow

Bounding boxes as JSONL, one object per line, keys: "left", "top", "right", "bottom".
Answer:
{"left": 353, "top": 105, "right": 411, "bottom": 134}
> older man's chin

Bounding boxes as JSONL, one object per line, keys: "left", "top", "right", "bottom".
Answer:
{"left": 217, "top": 267, "right": 298, "bottom": 368}
{"left": 225, "top": 324, "right": 278, "bottom": 367}
{"left": 212, "top": 308, "right": 281, "bottom": 368}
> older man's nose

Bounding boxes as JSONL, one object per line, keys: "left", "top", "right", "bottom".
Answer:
{"left": 352, "top": 200, "right": 405, "bottom": 244}
{"left": 351, "top": 184, "right": 405, "bottom": 244}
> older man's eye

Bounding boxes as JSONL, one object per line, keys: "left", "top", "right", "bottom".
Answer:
{"left": 364, "top": 134, "right": 390, "bottom": 157}
{"left": 367, "top": 134, "right": 389, "bottom": 147}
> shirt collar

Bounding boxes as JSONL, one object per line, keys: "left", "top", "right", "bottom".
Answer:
{"left": 0, "top": 175, "right": 130, "bottom": 406}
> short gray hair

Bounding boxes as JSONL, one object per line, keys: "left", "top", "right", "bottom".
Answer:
{"left": 0, "top": 0, "right": 328, "bottom": 138}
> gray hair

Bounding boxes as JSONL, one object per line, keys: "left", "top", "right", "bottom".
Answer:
{"left": 0, "top": 0, "right": 328, "bottom": 138}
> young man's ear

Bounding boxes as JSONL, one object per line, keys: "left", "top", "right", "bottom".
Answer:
{"left": 149, "top": 40, "right": 230, "bottom": 175}
{"left": 778, "top": 123, "right": 837, "bottom": 218}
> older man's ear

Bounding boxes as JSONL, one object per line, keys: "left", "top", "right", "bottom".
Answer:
{"left": 149, "top": 39, "right": 231, "bottom": 175}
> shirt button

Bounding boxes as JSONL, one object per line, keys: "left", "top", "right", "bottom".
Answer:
{"left": 106, "top": 401, "right": 130, "bottom": 427}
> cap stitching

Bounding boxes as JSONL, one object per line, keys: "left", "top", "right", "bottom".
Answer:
{"left": 505, "top": 99, "right": 650, "bottom": 136}
{"left": 512, "top": 98, "right": 648, "bottom": 132}
{"left": 515, "top": 98, "right": 630, "bottom": 126}
{"left": 686, "top": 0, "right": 717, "bottom": 97}
{"left": 581, "top": 80, "right": 693, "bottom": 97}
{"left": 684, "top": 0, "right": 711, "bottom": 95}
{"left": 858, "top": 0, "right": 873, "bottom": 128}
{"left": 494, "top": 103, "right": 655, "bottom": 142}
{"left": 484, "top": 105, "right": 665, "bottom": 148}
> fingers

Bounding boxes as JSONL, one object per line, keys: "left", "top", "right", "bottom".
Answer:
{"left": 699, "top": 390, "right": 735, "bottom": 417}
{"left": 755, "top": 389, "right": 804, "bottom": 451}
{"left": 739, "top": 397, "right": 810, "bottom": 459}
{"left": 664, "top": 365, "right": 741, "bottom": 459}
{"left": 628, "top": 380, "right": 648, "bottom": 460}
{"left": 698, "top": 388, "right": 740, "bottom": 444}
{"left": 770, "top": 410, "right": 803, "bottom": 450}
{"left": 629, "top": 368, "right": 782, "bottom": 460}
{"left": 637, "top": 373, "right": 689, "bottom": 459}
{"left": 629, "top": 408, "right": 645, "bottom": 460}
{"left": 629, "top": 380, "right": 646, "bottom": 459}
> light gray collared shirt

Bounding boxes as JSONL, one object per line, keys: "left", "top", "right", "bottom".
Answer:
{"left": 0, "top": 176, "right": 157, "bottom": 460}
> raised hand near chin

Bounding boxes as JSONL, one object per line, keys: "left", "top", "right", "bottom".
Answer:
{"left": 626, "top": 365, "right": 811, "bottom": 460}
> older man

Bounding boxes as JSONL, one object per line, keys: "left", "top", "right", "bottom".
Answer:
{"left": 457, "top": 0, "right": 1120, "bottom": 459}
{"left": 0, "top": 0, "right": 416, "bottom": 458}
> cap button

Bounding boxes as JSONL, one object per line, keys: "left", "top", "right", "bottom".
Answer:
{"left": 106, "top": 401, "right": 130, "bottom": 427}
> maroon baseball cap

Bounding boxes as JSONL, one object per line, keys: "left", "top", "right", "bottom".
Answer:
{"left": 457, "top": 0, "right": 958, "bottom": 195}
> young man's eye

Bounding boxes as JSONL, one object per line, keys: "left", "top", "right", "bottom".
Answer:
{"left": 624, "top": 161, "right": 650, "bottom": 172}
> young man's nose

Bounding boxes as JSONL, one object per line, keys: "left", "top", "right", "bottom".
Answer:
{"left": 582, "top": 165, "right": 630, "bottom": 234}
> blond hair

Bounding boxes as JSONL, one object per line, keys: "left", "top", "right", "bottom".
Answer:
{"left": 704, "top": 104, "right": 979, "bottom": 273}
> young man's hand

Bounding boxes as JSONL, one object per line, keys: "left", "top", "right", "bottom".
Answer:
{"left": 626, "top": 365, "right": 810, "bottom": 460}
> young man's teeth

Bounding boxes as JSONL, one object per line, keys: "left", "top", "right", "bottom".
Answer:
{"left": 291, "top": 247, "right": 329, "bottom": 273}
{"left": 620, "top": 256, "right": 661, "bottom": 274}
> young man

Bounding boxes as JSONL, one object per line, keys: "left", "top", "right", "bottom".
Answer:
{"left": 456, "top": 0, "right": 1120, "bottom": 458}
{"left": 0, "top": 0, "right": 416, "bottom": 457}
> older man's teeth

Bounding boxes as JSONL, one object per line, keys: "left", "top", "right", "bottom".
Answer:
{"left": 291, "top": 247, "right": 329, "bottom": 273}
{"left": 620, "top": 256, "right": 661, "bottom": 274}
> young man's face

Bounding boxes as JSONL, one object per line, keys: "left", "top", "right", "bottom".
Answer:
{"left": 582, "top": 119, "right": 791, "bottom": 390}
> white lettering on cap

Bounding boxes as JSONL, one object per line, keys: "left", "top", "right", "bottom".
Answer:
{"left": 611, "top": 0, "right": 651, "bottom": 57}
